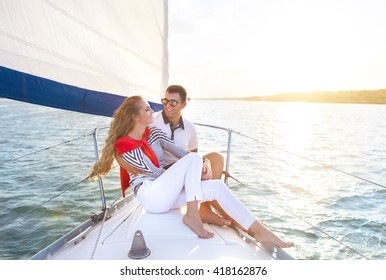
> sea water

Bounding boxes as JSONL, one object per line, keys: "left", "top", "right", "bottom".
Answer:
{"left": 0, "top": 98, "right": 385, "bottom": 260}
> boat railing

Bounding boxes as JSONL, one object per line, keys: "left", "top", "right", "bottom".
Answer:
{"left": 92, "top": 126, "right": 109, "bottom": 211}
{"left": 193, "top": 123, "right": 233, "bottom": 185}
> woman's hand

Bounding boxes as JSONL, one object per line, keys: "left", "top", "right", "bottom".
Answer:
{"left": 201, "top": 158, "right": 212, "bottom": 180}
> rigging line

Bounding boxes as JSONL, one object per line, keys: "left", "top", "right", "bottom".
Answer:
{"left": 0, "top": 132, "right": 93, "bottom": 166}
{"left": 109, "top": 192, "right": 123, "bottom": 208}
{"left": 1, "top": 162, "right": 120, "bottom": 230}
{"left": 89, "top": 207, "right": 109, "bottom": 260}
{"left": 229, "top": 175, "right": 370, "bottom": 260}
{"left": 232, "top": 130, "right": 386, "bottom": 190}
{"left": 90, "top": 192, "right": 133, "bottom": 260}
{"left": 0, "top": 176, "right": 90, "bottom": 231}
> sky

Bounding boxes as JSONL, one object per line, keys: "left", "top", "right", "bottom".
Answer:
{"left": 167, "top": 0, "right": 386, "bottom": 98}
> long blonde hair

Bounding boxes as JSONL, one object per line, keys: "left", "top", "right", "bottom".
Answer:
{"left": 89, "top": 95, "right": 144, "bottom": 180}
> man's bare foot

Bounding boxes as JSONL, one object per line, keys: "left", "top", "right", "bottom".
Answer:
{"left": 260, "top": 238, "right": 294, "bottom": 248}
{"left": 251, "top": 230, "right": 294, "bottom": 248}
{"left": 248, "top": 221, "right": 294, "bottom": 248}
{"left": 183, "top": 214, "right": 214, "bottom": 239}
{"left": 279, "top": 241, "right": 294, "bottom": 248}
{"left": 199, "top": 203, "right": 231, "bottom": 226}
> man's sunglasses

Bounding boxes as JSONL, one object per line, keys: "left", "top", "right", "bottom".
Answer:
{"left": 161, "top": 98, "right": 180, "bottom": 107}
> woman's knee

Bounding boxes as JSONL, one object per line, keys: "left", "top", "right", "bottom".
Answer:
{"left": 189, "top": 152, "right": 202, "bottom": 160}
{"left": 184, "top": 152, "right": 202, "bottom": 163}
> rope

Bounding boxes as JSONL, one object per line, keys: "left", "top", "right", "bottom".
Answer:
{"left": 232, "top": 130, "right": 386, "bottom": 190}
{"left": 89, "top": 207, "right": 109, "bottom": 260}
{"left": 229, "top": 175, "right": 370, "bottom": 260}
{"left": 89, "top": 193, "right": 124, "bottom": 260}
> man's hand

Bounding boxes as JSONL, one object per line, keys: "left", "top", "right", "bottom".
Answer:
{"left": 201, "top": 158, "right": 212, "bottom": 180}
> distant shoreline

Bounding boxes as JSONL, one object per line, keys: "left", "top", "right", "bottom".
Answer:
{"left": 197, "top": 89, "right": 386, "bottom": 104}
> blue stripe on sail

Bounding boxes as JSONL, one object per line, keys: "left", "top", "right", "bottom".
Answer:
{"left": 0, "top": 66, "right": 163, "bottom": 117}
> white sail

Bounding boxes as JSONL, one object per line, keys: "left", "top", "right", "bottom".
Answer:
{"left": 0, "top": 0, "right": 168, "bottom": 116}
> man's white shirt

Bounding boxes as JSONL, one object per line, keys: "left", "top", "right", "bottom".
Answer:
{"left": 151, "top": 111, "right": 198, "bottom": 166}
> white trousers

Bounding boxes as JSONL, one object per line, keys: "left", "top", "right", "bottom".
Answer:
{"left": 136, "top": 153, "right": 256, "bottom": 230}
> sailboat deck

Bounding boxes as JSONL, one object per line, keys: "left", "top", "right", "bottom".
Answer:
{"left": 46, "top": 198, "right": 280, "bottom": 260}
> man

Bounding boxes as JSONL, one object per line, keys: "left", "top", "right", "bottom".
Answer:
{"left": 152, "top": 85, "right": 230, "bottom": 226}
{"left": 153, "top": 85, "right": 223, "bottom": 180}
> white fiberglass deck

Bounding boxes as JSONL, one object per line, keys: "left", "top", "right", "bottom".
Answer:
{"left": 46, "top": 198, "right": 290, "bottom": 260}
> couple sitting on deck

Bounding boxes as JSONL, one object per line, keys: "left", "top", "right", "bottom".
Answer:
{"left": 90, "top": 85, "right": 293, "bottom": 248}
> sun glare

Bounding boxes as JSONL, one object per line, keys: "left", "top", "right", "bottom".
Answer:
{"left": 275, "top": 103, "right": 315, "bottom": 154}
{"left": 169, "top": 0, "right": 386, "bottom": 98}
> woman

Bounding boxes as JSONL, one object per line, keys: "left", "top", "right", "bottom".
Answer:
{"left": 90, "top": 96, "right": 293, "bottom": 247}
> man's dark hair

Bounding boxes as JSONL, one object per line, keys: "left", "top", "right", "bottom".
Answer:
{"left": 166, "top": 85, "right": 188, "bottom": 102}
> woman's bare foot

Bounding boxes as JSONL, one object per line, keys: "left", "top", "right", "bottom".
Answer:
{"left": 199, "top": 203, "right": 231, "bottom": 226}
{"left": 248, "top": 221, "right": 294, "bottom": 248}
{"left": 183, "top": 214, "right": 214, "bottom": 239}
